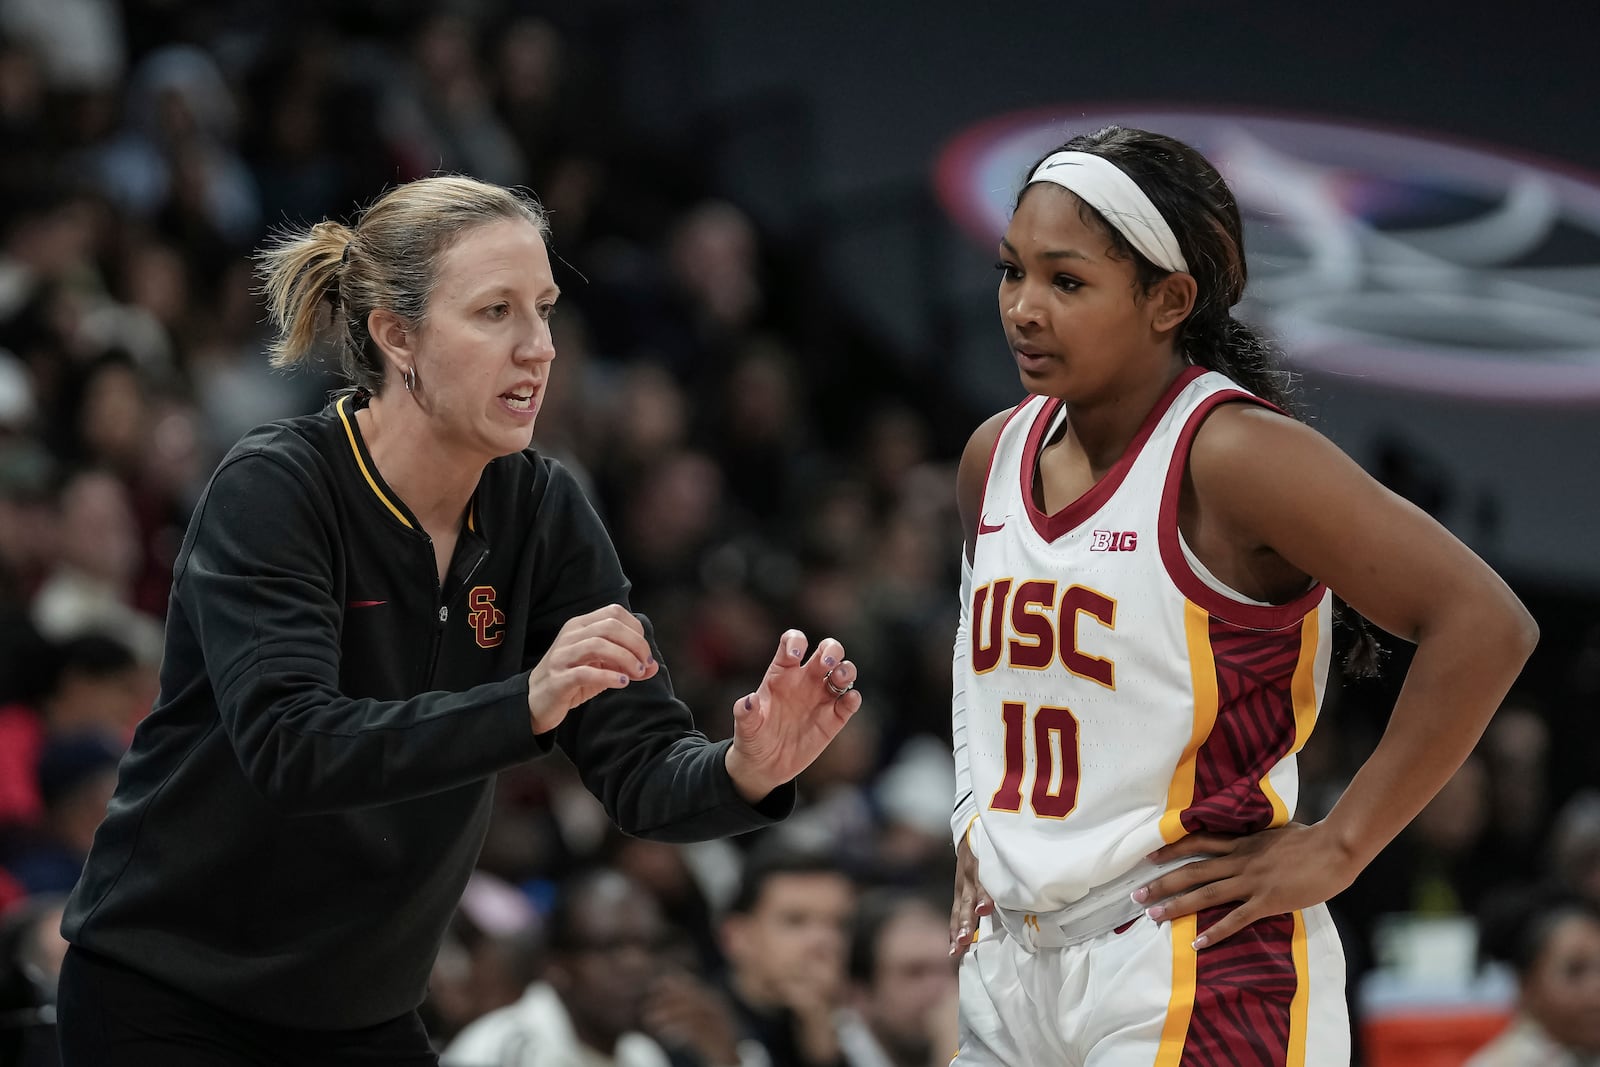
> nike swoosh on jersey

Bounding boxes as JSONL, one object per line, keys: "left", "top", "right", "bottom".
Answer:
{"left": 347, "top": 600, "right": 388, "bottom": 608}
{"left": 977, "top": 518, "right": 1006, "bottom": 535}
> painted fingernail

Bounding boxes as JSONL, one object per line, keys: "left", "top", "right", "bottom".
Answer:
{"left": 958, "top": 924, "right": 968, "bottom": 940}
{"left": 744, "top": 695, "right": 753, "bottom": 710}
{"left": 1192, "top": 935, "right": 1209, "bottom": 950}
{"left": 1131, "top": 887, "right": 1149, "bottom": 903}
{"left": 789, "top": 647, "right": 802, "bottom": 658}
{"left": 618, "top": 674, "right": 629, "bottom": 685}
{"left": 648, "top": 656, "right": 657, "bottom": 667}
{"left": 1146, "top": 907, "right": 1165, "bottom": 921}
{"left": 823, "top": 655, "right": 836, "bottom": 667}
{"left": 636, "top": 661, "right": 648, "bottom": 674}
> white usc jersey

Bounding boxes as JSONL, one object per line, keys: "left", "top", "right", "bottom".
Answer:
{"left": 960, "top": 368, "right": 1332, "bottom": 913}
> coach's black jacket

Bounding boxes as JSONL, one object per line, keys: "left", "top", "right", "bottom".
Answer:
{"left": 62, "top": 393, "right": 794, "bottom": 1030}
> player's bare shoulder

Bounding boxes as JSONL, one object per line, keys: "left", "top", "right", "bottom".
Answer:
{"left": 1186, "top": 399, "right": 1338, "bottom": 514}
{"left": 958, "top": 406, "right": 1022, "bottom": 551}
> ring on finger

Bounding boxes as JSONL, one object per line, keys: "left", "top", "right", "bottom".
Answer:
{"left": 824, "top": 667, "right": 853, "bottom": 698}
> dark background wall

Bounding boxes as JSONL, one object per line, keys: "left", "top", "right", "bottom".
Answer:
{"left": 597, "top": 0, "right": 1600, "bottom": 599}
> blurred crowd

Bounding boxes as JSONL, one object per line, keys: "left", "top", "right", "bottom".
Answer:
{"left": 0, "top": 3, "right": 1596, "bottom": 1066}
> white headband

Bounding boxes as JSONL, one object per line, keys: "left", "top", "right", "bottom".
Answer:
{"left": 1026, "top": 151, "right": 1189, "bottom": 273}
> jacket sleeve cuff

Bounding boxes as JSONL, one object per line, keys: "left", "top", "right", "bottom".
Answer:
{"left": 710, "top": 737, "right": 797, "bottom": 825}
{"left": 491, "top": 673, "right": 550, "bottom": 761}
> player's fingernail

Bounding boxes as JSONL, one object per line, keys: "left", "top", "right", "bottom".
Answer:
{"left": 744, "top": 695, "right": 753, "bottom": 710}
{"left": 1192, "top": 934, "right": 1209, "bottom": 950}
{"left": 1131, "top": 887, "right": 1149, "bottom": 903}
{"left": 789, "top": 646, "right": 802, "bottom": 658}
{"left": 648, "top": 656, "right": 657, "bottom": 667}
{"left": 1146, "top": 907, "right": 1165, "bottom": 921}
{"left": 823, "top": 655, "right": 836, "bottom": 667}
{"left": 636, "top": 661, "right": 648, "bottom": 674}
{"left": 618, "top": 674, "right": 629, "bottom": 685}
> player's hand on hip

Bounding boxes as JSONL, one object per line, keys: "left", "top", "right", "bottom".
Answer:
{"left": 1133, "top": 822, "right": 1362, "bottom": 949}
{"left": 723, "top": 629, "right": 863, "bottom": 802}
{"left": 949, "top": 830, "right": 993, "bottom": 960}
{"left": 526, "top": 604, "right": 658, "bottom": 734}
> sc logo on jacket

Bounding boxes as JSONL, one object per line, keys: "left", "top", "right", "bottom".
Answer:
{"left": 468, "top": 586, "right": 505, "bottom": 648}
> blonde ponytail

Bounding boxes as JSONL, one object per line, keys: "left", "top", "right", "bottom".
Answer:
{"left": 257, "top": 220, "right": 353, "bottom": 370}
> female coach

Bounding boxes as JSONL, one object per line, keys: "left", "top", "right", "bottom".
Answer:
{"left": 55, "top": 175, "right": 864, "bottom": 1065}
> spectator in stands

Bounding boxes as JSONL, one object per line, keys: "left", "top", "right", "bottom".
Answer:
{"left": 721, "top": 848, "right": 857, "bottom": 1067}
{"left": 837, "top": 892, "right": 957, "bottom": 1067}
{"left": 0, "top": 438, "right": 56, "bottom": 607}
{"left": 1478, "top": 696, "right": 1556, "bottom": 875}
{"left": 29, "top": 467, "right": 163, "bottom": 665}
{"left": 1339, "top": 753, "right": 1500, "bottom": 978}
{"left": 5, "top": 733, "right": 120, "bottom": 894}
{"left": 1551, "top": 791, "right": 1600, "bottom": 908}
{"left": 446, "top": 868, "right": 745, "bottom": 1067}
{"left": 0, "top": 633, "right": 139, "bottom": 844}
{"left": 1467, "top": 886, "right": 1600, "bottom": 1066}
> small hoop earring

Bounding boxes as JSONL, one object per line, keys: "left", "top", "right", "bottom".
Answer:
{"left": 402, "top": 366, "right": 416, "bottom": 393}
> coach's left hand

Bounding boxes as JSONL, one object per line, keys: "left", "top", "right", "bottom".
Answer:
{"left": 724, "top": 629, "right": 863, "bottom": 803}
{"left": 1132, "top": 822, "right": 1361, "bottom": 948}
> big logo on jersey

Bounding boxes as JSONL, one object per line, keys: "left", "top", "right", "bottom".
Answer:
{"left": 936, "top": 107, "right": 1600, "bottom": 404}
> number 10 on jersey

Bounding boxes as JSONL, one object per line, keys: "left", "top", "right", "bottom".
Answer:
{"left": 989, "top": 702, "right": 1081, "bottom": 819}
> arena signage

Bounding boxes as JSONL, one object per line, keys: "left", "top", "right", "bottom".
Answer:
{"left": 936, "top": 107, "right": 1600, "bottom": 404}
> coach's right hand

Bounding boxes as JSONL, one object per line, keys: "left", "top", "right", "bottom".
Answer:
{"left": 949, "top": 832, "right": 993, "bottom": 960}
{"left": 527, "top": 605, "right": 658, "bottom": 734}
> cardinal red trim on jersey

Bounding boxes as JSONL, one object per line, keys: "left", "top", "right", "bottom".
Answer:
{"left": 1171, "top": 907, "right": 1306, "bottom": 1066}
{"left": 1179, "top": 616, "right": 1308, "bottom": 837}
{"left": 1021, "top": 366, "right": 1205, "bottom": 543}
{"left": 1157, "top": 389, "right": 1326, "bottom": 631}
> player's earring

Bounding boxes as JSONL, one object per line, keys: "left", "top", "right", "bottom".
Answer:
{"left": 402, "top": 366, "right": 416, "bottom": 393}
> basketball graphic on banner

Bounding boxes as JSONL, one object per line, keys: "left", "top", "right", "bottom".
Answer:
{"left": 936, "top": 108, "right": 1600, "bottom": 405}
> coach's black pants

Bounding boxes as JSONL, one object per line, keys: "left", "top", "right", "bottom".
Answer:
{"left": 56, "top": 946, "right": 439, "bottom": 1066}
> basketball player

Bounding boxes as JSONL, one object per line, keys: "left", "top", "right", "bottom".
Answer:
{"left": 947, "top": 127, "right": 1537, "bottom": 1065}
{"left": 54, "top": 175, "right": 864, "bottom": 1065}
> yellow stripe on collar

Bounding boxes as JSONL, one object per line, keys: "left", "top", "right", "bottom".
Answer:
{"left": 335, "top": 395, "right": 412, "bottom": 529}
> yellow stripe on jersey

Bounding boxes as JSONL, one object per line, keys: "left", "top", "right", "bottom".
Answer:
{"left": 336, "top": 395, "right": 412, "bottom": 529}
{"left": 1261, "top": 610, "right": 1322, "bottom": 827}
{"left": 1154, "top": 913, "right": 1198, "bottom": 1067}
{"left": 1288, "top": 910, "right": 1311, "bottom": 1067}
{"left": 1289, "top": 610, "right": 1321, "bottom": 752}
{"left": 1160, "top": 602, "right": 1220, "bottom": 843}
